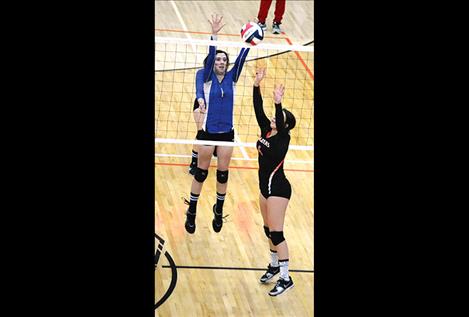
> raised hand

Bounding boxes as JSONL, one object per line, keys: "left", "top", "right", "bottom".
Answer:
{"left": 208, "top": 14, "right": 225, "bottom": 34}
{"left": 254, "top": 68, "right": 266, "bottom": 86}
{"left": 273, "top": 84, "right": 285, "bottom": 104}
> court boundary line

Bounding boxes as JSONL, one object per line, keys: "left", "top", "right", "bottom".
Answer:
{"left": 155, "top": 153, "right": 313, "bottom": 164}
{"left": 234, "top": 132, "right": 249, "bottom": 159}
{"left": 160, "top": 264, "right": 313, "bottom": 273}
{"left": 155, "top": 162, "right": 314, "bottom": 173}
{"left": 169, "top": 0, "right": 196, "bottom": 53}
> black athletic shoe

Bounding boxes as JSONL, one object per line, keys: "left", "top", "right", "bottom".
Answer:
{"left": 269, "top": 277, "right": 294, "bottom": 296}
{"left": 272, "top": 22, "right": 282, "bottom": 34}
{"left": 185, "top": 210, "right": 196, "bottom": 234}
{"left": 259, "top": 264, "right": 280, "bottom": 283}
{"left": 212, "top": 204, "right": 223, "bottom": 232}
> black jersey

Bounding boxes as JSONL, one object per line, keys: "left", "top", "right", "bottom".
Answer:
{"left": 253, "top": 86, "right": 291, "bottom": 198}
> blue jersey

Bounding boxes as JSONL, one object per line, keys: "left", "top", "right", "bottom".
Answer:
{"left": 195, "top": 69, "right": 205, "bottom": 102}
{"left": 200, "top": 39, "right": 249, "bottom": 133}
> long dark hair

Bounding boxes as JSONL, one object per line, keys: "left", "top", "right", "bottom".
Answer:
{"left": 203, "top": 50, "right": 230, "bottom": 69}
{"left": 283, "top": 108, "right": 296, "bottom": 130}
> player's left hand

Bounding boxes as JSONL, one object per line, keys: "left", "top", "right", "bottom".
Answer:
{"left": 273, "top": 84, "right": 285, "bottom": 104}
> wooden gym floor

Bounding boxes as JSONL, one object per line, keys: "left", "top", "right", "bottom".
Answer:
{"left": 155, "top": 1, "right": 314, "bottom": 316}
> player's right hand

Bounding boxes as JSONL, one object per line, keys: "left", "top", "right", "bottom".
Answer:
{"left": 198, "top": 98, "right": 206, "bottom": 113}
{"left": 209, "top": 14, "right": 225, "bottom": 34}
{"left": 254, "top": 68, "right": 266, "bottom": 86}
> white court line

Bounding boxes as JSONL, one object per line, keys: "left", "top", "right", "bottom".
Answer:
{"left": 155, "top": 153, "right": 313, "bottom": 165}
{"left": 170, "top": 0, "right": 197, "bottom": 53}
{"left": 234, "top": 133, "right": 249, "bottom": 159}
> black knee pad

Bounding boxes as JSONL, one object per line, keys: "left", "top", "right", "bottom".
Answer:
{"left": 270, "top": 231, "right": 285, "bottom": 246}
{"left": 263, "top": 226, "right": 270, "bottom": 239}
{"left": 216, "top": 170, "right": 229, "bottom": 184}
{"left": 194, "top": 168, "right": 208, "bottom": 183}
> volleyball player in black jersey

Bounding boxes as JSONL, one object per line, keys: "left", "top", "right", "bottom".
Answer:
{"left": 253, "top": 68, "right": 296, "bottom": 296}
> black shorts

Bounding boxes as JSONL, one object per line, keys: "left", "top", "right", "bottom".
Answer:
{"left": 196, "top": 129, "right": 234, "bottom": 142}
{"left": 260, "top": 178, "right": 291, "bottom": 199}
{"left": 192, "top": 98, "right": 199, "bottom": 111}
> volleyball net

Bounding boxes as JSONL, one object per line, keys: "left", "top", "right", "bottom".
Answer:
{"left": 155, "top": 36, "right": 314, "bottom": 150}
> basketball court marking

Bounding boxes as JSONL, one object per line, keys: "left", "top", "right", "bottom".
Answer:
{"left": 234, "top": 133, "right": 250, "bottom": 159}
{"left": 160, "top": 264, "right": 314, "bottom": 273}
{"left": 284, "top": 36, "right": 314, "bottom": 80}
{"left": 169, "top": 0, "right": 196, "bottom": 53}
{"left": 155, "top": 233, "right": 178, "bottom": 309}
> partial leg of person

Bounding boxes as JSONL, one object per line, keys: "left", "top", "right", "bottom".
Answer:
{"left": 189, "top": 145, "right": 198, "bottom": 175}
{"left": 272, "top": 0, "right": 286, "bottom": 34}
{"left": 267, "top": 196, "right": 294, "bottom": 295}
{"left": 259, "top": 193, "right": 280, "bottom": 283}
{"left": 257, "top": 0, "right": 274, "bottom": 30}
{"left": 273, "top": 0, "right": 286, "bottom": 24}
{"left": 211, "top": 145, "right": 233, "bottom": 232}
{"left": 185, "top": 145, "right": 214, "bottom": 233}
{"left": 189, "top": 107, "right": 204, "bottom": 175}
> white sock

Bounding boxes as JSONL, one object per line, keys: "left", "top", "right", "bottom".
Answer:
{"left": 279, "top": 260, "right": 290, "bottom": 281}
{"left": 270, "top": 250, "right": 279, "bottom": 267}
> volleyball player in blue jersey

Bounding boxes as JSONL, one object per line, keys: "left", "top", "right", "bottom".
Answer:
{"left": 185, "top": 14, "right": 250, "bottom": 234}
{"left": 253, "top": 68, "right": 296, "bottom": 296}
{"left": 189, "top": 64, "right": 221, "bottom": 175}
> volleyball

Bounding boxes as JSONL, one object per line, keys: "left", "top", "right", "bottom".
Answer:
{"left": 240, "top": 22, "right": 264, "bottom": 46}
